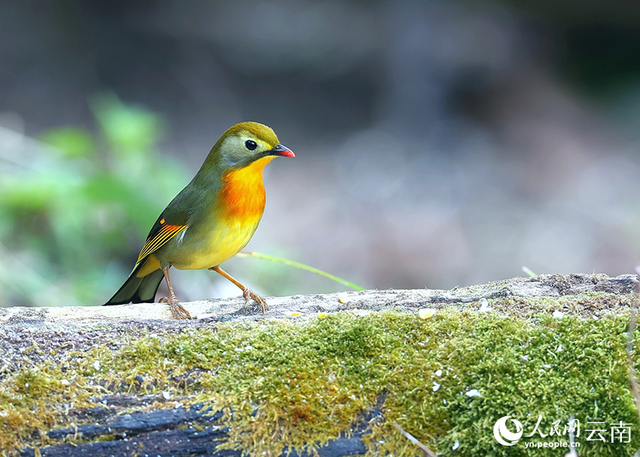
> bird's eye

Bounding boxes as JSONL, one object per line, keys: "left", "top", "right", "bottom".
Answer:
{"left": 245, "top": 140, "right": 258, "bottom": 151}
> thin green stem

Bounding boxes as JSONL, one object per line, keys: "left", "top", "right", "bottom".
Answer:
{"left": 236, "top": 251, "right": 365, "bottom": 291}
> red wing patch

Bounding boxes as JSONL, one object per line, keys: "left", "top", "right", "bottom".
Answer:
{"left": 137, "top": 223, "right": 187, "bottom": 263}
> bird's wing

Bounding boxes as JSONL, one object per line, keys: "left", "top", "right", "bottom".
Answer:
{"left": 137, "top": 209, "right": 188, "bottom": 263}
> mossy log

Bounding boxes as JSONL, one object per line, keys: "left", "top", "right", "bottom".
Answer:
{"left": 1, "top": 274, "right": 640, "bottom": 456}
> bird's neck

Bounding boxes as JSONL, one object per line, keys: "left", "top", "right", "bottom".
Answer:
{"left": 217, "top": 156, "right": 274, "bottom": 219}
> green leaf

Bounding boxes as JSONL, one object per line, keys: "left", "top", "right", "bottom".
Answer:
{"left": 91, "top": 94, "right": 162, "bottom": 153}
{"left": 39, "top": 127, "right": 95, "bottom": 158}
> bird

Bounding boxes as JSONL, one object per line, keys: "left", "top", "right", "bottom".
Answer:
{"left": 104, "top": 122, "right": 295, "bottom": 319}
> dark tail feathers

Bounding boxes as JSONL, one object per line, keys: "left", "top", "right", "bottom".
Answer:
{"left": 104, "top": 262, "right": 164, "bottom": 305}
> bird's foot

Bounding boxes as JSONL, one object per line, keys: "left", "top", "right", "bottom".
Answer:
{"left": 242, "top": 289, "right": 269, "bottom": 315}
{"left": 160, "top": 296, "right": 192, "bottom": 320}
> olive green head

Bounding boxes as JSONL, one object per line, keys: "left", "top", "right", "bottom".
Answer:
{"left": 211, "top": 121, "right": 294, "bottom": 169}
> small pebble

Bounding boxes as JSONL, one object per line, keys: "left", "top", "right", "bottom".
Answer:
{"left": 418, "top": 309, "right": 435, "bottom": 319}
{"left": 478, "top": 299, "right": 492, "bottom": 312}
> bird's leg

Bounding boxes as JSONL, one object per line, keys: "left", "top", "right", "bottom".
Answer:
{"left": 209, "top": 266, "right": 269, "bottom": 315}
{"left": 159, "top": 267, "right": 192, "bottom": 320}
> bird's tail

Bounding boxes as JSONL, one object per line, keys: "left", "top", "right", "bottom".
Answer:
{"left": 104, "top": 261, "right": 164, "bottom": 305}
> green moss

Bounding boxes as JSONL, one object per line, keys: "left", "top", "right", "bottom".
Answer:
{"left": 1, "top": 305, "right": 640, "bottom": 456}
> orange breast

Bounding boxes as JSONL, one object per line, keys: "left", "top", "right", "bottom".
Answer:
{"left": 165, "top": 157, "right": 276, "bottom": 271}
{"left": 218, "top": 156, "right": 274, "bottom": 220}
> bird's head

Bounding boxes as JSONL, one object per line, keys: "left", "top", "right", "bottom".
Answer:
{"left": 214, "top": 122, "right": 294, "bottom": 170}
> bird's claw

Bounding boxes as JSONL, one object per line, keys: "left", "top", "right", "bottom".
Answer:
{"left": 242, "top": 288, "right": 269, "bottom": 315}
{"left": 160, "top": 296, "right": 192, "bottom": 320}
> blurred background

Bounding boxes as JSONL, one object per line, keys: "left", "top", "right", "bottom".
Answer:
{"left": 2, "top": 0, "right": 640, "bottom": 307}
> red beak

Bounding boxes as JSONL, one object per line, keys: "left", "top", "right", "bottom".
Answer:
{"left": 270, "top": 144, "right": 295, "bottom": 158}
